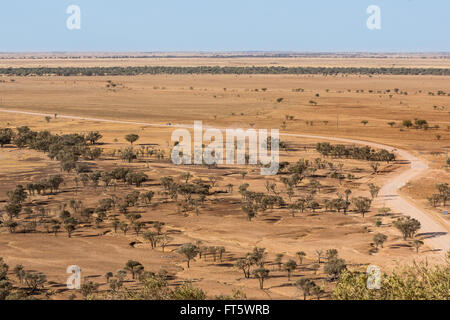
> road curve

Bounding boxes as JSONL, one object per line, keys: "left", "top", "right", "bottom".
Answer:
{"left": 1, "top": 108, "right": 449, "bottom": 257}
{"left": 284, "top": 133, "right": 449, "bottom": 258}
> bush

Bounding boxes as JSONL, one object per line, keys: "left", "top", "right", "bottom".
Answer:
{"left": 334, "top": 262, "right": 450, "bottom": 300}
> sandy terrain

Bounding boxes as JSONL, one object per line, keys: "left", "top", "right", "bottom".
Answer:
{"left": 0, "top": 57, "right": 448, "bottom": 299}
{"left": 3, "top": 108, "right": 448, "bottom": 256}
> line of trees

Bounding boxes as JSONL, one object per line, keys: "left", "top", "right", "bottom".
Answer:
{"left": 316, "top": 143, "right": 395, "bottom": 162}
{"left": 2, "top": 66, "right": 450, "bottom": 76}
{"left": 234, "top": 247, "right": 346, "bottom": 295}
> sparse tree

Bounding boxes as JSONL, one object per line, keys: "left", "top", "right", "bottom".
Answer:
{"left": 373, "top": 233, "right": 388, "bottom": 249}
{"left": 311, "top": 285, "right": 325, "bottom": 300}
{"left": 143, "top": 231, "right": 160, "bottom": 249}
{"left": 393, "top": 216, "right": 421, "bottom": 240}
{"left": 275, "top": 253, "right": 284, "bottom": 270}
{"left": 177, "top": 243, "right": 199, "bottom": 268}
{"left": 352, "top": 197, "right": 372, "bottom": 218}
{"left": 296, "top": 251, "right": 306, "bottom": 265}
{"left": 315, "top": 249, "right": 324, "bottom": 264}
{"left": 24, "top": 272, "right": 46, "bottom": 293}
{"left": 412, "top": 239, "right": 424, "bottom": 253}
{"left": 324, "top": 258, "right": 347, "bottom": 280}
{"left": 283, "top": 259, "right": 297, "bottom": 281}
{"left": 253, "top": 268, "right": 270, "bottom": 289}
{"left": 158, "top": 234, "right": 172, "bottom": 252}
{"left": 124, "top": 260, "right": 144, "bottom": 280}
{"left": 105, "top": 272, "right": 113, "bottom": 283}
{"left": 125, "top": 134, "right": 139, "bottom": 145}
{"left": 296, "top": 278, "right": 316, "bottom": 300}
{"left": 368, "top": 183, "right": 381, "bottom": 200}
{"left": 13, "top": 265, "right": 25, "bottom": 284}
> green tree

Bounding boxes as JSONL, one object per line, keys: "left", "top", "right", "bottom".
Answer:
{"left": 24, "top": 272, "right": 46, "bottom": 294}
{"left": 283, "top": 259, "right": 297, "bottom": 281}
{"left": 158, "top": 234, "right": 172, "bottom": 252}
{"left": 7, "top": 185, "right": 28, "bottom": 203}
{"left": 242, "top": 202, "right": 257, "bottom": 221}
{"left": 5, "top": 220, "right": 19, "bottom": 233}
{"left": 296, "top": 251, "right": 306, "bottom": 265}
{"left": 315, "top": 249, "right": 324, "bottom": 264}
{"left": 412, "top": 239, "right": 424, "bottom": 253}
{"left": 124, "top": 260, "right": 144, "bottom": 280}
{"left": 143, "top": 231, "right": 160, "bottom": 249}
{"left": 352, "top": 197, "right": 372, "bottom": 218}
{"left": 402, "top": 120, "right": 413, "bottom": 128}
{"left": 120, "top": 147, "right": 136, "bottom": 163}
{"left": 296, "top": 278, "right": 316, "bottom": 300}
{"left": 324, "top": 258, "right": 347, "bottom": 280}
{"left": 275, "top": 253, "right": 284, "bottom": 270}
{"left": 86, "top": 131, "right": 103, "bottom": 145}
{"left": 120, "top": 222, "right": 128, "bottom": 235}
{"left": 105, "top": 272, "right": 113, "bottom": 283}
{"left": 235, "top": 257, "right": 253, "bottom": 279}
{"left": 177, "top": 243, "right": 199, "bottom": 268}
{"left": 64, "top": 217, "right": 78, "bottom": 238}
{"left": 373, "top": 233, "right": 388, "bottom": 248}
{"left": 5, "top": 202, "right": 22, "bottom": 219}
{"left": 253, "top": 268, "right": 270, "bottom": 289}
{"left": 393, "top": 216, "right": 421, "bottom": 240}
{"left": 0, "top": 128, "right": 13, "bottom": 147}
{"left": 125, "top": 134, "right": 139, "bottom": 145}
{"left": 13, "top": 264, "right": 25, "bottom": 284}
{"left": 368, "top": 183, "right": 381, "bottom": 199}
{"left": 0, "top": 257, "right": 12, "bottom": 299}
{"left": 132, "top": 221, "right": 144, "bottom": 236}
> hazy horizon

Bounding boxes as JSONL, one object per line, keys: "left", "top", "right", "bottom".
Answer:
{"left": 1, "top": 51, "right": 450, "bottom": 56}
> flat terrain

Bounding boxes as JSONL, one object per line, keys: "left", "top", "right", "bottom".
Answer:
{"left": 1, "top": 52, "right": 450, "bottom": 68}
{"left": 0, "top": 55, "right": 449, "bottom": 299}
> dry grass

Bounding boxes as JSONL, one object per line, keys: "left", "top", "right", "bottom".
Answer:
{"left": 0, "top": 57, "right": 448, "bottom": 299}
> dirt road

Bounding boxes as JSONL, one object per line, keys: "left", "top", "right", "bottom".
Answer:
{"left": 1, "top": 108, "right": 448, "bottom": 258}
{"left": 284, "top": 133, "right": 449, "bottom": 259}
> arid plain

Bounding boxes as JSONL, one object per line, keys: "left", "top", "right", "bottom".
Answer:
{"left": 0, "top": 55, "right": 449, "bottom": 299}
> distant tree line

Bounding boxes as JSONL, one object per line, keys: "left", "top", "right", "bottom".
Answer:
{"left": 1, "top": 66, "right": 450, "bottom": 76}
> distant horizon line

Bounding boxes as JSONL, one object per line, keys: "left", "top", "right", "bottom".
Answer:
{"left": 1, "top": 51, "right": 449, "bottom": 58}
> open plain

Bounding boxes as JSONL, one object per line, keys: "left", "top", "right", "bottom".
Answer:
{"left": 0, "top": 54, "right": 449, "bottom": 299}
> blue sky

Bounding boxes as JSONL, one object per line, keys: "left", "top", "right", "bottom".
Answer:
{"left": 0, "top": 0, "right": 449, "bottom": 52}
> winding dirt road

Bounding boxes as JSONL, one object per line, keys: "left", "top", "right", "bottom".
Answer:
{"left": 284, "top": 133, "right": 449, "bottom": 259}
{"left": 1, "top": 108, "right": 449, "bottom": 258}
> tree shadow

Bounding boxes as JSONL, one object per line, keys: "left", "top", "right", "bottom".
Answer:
{"left": 417, "top": 232, "right": 447, "bottom": 239}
